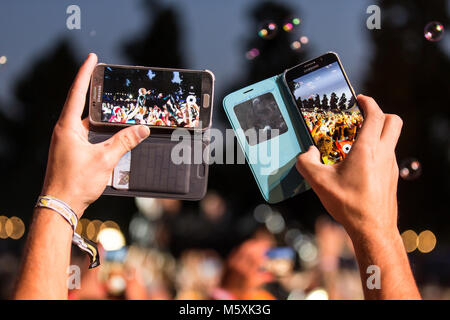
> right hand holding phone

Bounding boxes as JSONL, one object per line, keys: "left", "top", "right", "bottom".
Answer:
{"left": 296, "top": 95, "right": 403, "bottom": 242}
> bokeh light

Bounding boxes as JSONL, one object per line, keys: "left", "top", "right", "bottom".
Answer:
{"left": 418, "top": 230, "right": 436, "bottom": 253}
{"left": 297, "top": 240, "right": 317, "bottom": 263}
{"left": 401, "top": 230, "right": 418, "bottom": 253}
{"left": 300, "top": 36, "right": 309, "bottom": 44}
{"left": 135, "top": 197, "right": 163, "bottom": 220}
{"left": 282, "top": 22, "right": 294, "bottom": 32}
{"left": 253, "top": 203, "right": 272, "bottom": 223}
{"left": 0, "top": 56, "right": 7, "bottom": 65}
{"left": 287, "top": 289, "right": 305, "bottom": 300}
{"left": 258, "top": 22, "right": 278, "bottom": 39}
{"left": 284, "top": 228, "right": 301, "bottom": 245}
{"left": 424, "top": 21, "right": 444, "bottom": 42}
{"left": 399, "top": 158, "right": 422, "bottom": 180}
{"left": 291, "top": 41, "right": 301, "bottom": 50}
{"left": 305, "top": 288, "right": 328, "bottom": 300}
{"left": 129, "top": 214, "right": 155, "bottom": 245}
{"left": 77, "top": 218, "right": 89, "bottom": 236}
{"left": 0, "top": 216, "right": 25, "bottom": 240}
{"left": 100, "top": 220, "right": 120, "bottom": 231}
{"left": 0, "top": 216, "right": 9, "bottom": 239}
{"left": 292, "top": 17, "right": 301, "bottom": 25}
{"left": 86, "top": 219, "right": 102, "bottom": 240}
{"left": 245, "top": 48, "right": 260, "bottom": 60}
{"left": 97, "top": 227, "right": 126, "bottom": 251}
{"left": 7, "top": 217, "right": 25, "bottom": 240}
{"left": 265, "top": 211, "right": 285, "bottom": 234}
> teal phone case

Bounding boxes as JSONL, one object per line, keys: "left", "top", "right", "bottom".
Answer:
{"left": 223, "top": 75, "right": 311, "bottom": 203}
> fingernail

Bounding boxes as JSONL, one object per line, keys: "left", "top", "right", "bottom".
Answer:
{"left": 137, "top": 125, "right": 150, "bottom": 140}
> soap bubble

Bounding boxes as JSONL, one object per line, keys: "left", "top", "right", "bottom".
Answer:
{"left": 258, "top": 22, "right": 278, "bottom": 39}
{"left": 424, "top": 21, "right": 444, "bottom": 42}
{"left": 245, "top": 48, "right": 260, "bottom": 60}
{"left": 399, "top": 158, "right": 422, "bottom": 180}
{"left": 291, "top": 41, "right": 301, "bottom": 50}
{"left": 282, "top": 22, "right": 294, "bottom": 32}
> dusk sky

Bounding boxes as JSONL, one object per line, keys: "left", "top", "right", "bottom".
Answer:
{"left": 0, "top": 0, "right": 448, "bottom": 118}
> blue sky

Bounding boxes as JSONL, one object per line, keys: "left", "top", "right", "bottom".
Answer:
{"left": 292, "top": 62, "right": 352, "bottom": 101}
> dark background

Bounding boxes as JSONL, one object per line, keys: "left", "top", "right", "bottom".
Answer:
{"left": 0, "top": 0, "right": 449, "bottom": 296}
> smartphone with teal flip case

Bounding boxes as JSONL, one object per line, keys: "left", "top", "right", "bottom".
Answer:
{"left": 223, "top": 75, "right": 312, "bottom": 203}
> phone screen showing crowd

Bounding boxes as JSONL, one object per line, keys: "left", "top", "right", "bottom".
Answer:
{"left": 288, "top": 62, "right": 363, "bottom": 164}
{"left": 101, "top": 67, "right": 202, "bottom": 128}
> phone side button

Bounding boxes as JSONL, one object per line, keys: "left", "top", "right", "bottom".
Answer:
{"left": 203, "top": 94, "right": 210, "bottom": 108}
{"left": 197, "top": 164, "right": 206, "bottom": 178}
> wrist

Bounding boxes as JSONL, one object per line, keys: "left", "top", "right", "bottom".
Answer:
{"left": 348, "top": 224, "right": 402, "bottom": 256}
{"left": 40, "top": 187, "right": 86, "bottom": 219}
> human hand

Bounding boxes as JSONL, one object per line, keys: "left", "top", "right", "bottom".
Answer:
{"left": 296, "top": 95, "right": 403, "bottom": 241}
{"left": 41, "top": 53, "right": 150, "bottom": 218}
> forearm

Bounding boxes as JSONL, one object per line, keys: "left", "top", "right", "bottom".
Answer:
{"left": 14, "top": 208, "right": 74, "bottom": 299}
{"left": 349, "top": 227, "right": 421, "bottom": 300}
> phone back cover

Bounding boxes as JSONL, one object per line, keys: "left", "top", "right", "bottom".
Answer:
{"left": 223, "top": 75, "right": 310, "bottom": 203}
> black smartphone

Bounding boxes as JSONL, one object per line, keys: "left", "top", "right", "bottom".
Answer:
{"left": 283, "top": 52, "right": 364, "bottom": 164}
{"left": 89, "top": 64, "right": 214, "bottom": 130}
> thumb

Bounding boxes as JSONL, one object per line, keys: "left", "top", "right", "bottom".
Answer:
{"left": 104, "top": 125, "right": 150, "bottom": 163}
{"left": 296, "top": 145, "right": 325, "bottom": 184}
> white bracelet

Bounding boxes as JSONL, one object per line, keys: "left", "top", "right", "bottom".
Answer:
{"left": 36, "top": 195, "right": 100, "bottom": 268}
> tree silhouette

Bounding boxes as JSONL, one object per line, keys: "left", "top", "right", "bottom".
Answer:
{"left": 329, "top": 92, "right": 338, "bottom": 109}
{"left": 364, "top": 0, "right": 450, "bottom": 245}
{"left": 347, "top": 95, "right": 356, "bottom": 109}
{"left": 123, "top": 0, "right": 184, "bottom": 68}
{"left": 321, "top": 94, "right": 329, "bottom": 109}
{"left": 338, "top": 93, "right": 347, "bottom": 110}
{"left": 314, "top": 94, "right": 321, "bottom": 109}
{"left": 0, "top": 40, "right": 79, "bottom": 221}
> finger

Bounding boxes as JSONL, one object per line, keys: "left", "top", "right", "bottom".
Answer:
{"left": 102, "top": 125, "right": 150, "bottom": 164}
{"left": 296, "top": 145, "right": 329, "bottom": 187}
{"left": 81, "top": 117, "right": 90, "bottom": 131}
{"left": 380, "top": 114, "right": 403, "bottom": 151}
{"left": 59, "top": 53, "right": 98, "bottom": 124}
{"left": 79, "top": 117, "right": 90, "bottom": 138}
{"left": 355, "top": 95, "right": 385, "bottom": 146}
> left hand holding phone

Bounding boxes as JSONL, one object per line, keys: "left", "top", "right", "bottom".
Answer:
{"left": 41, "top": 53, "right": 150, "bottom": 218}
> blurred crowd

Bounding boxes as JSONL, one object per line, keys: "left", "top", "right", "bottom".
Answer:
{"left": 1, "top": 191, "right": 450, "bottom": 300}
{"left": 302, "top": 108, "right": 363, "bottom": 165}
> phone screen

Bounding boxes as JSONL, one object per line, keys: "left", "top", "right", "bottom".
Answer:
{"left": 287, "top": 61, "right": 363, "bottom": 164}
{"left": 101, "top": 66, "right": 202, "bottom": 128}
